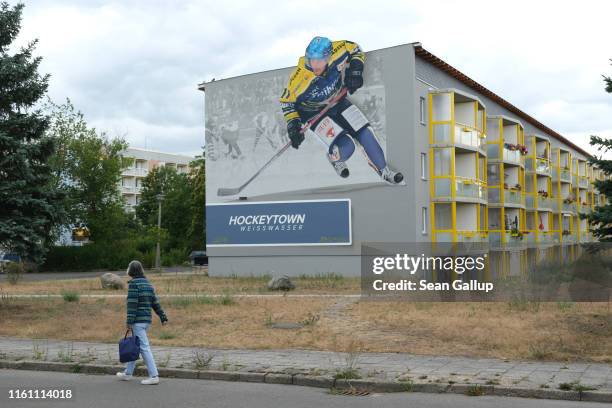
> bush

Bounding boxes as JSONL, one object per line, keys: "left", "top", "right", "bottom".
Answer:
{"left": 42, "top": 241, "right": 186, "bottom": 272}
{"left": 61, "top": 290, "right": 80, "bottom": 302}
{"left": 22, "top": 261, "right": 38, "bottom": 273}
{"left": 162, "top": 247, "right": 188, "bottom": 267}
{"left": 42, "top": 241, "right": 147, "bottom": 272}
{"left": 5, "top": 262, "right": 23, "bottom": 285}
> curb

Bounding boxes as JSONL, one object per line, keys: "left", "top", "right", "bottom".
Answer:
{"left": 1, "top": 360, "right": 610, "bottom": 403}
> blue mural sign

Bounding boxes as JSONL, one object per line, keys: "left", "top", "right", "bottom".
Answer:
{"left": 206, "top": 199, "right": 352, "bottom": 246}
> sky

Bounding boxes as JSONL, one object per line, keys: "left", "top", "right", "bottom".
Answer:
{"left": 12, "top": 0, "right": 612, "bottom": 157}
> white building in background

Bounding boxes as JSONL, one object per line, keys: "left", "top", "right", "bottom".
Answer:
{"left": 120, "top": 148, "right": 194, "bottom": 212}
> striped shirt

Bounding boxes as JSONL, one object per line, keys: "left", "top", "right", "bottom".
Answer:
{"left": 126, "top": 277, "right": 168, "bottom": 325}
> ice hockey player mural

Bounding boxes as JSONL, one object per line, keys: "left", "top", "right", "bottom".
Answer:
{"left": 205, "top": 37, "right": 400, "bottom": 202}
{"left": 280, "top": 36, "right": 403, "bottom": 184}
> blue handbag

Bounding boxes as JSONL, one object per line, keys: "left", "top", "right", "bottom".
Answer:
{"left": 119, "top": 328, "right": 140, "bottom": 363}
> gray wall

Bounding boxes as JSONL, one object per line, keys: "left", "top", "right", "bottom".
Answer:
{"left": 205, "top": 44, "right": 419, "bottom": 276}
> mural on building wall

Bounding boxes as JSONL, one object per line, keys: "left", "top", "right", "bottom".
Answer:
{"left": 205, "top": 52, "right": 390, "bottom": 203}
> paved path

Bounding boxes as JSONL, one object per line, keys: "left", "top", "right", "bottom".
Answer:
{"left": 1, "top": 369, "right": 607, "bottom": 408}
{"left": 0, "top": 336, "right": 609, "bottom": 393}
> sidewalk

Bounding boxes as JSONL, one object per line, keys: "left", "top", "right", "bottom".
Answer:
{"left": 0, "top": 335, "right": 610, "bottom": 401}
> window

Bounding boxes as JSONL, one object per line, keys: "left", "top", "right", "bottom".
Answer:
{"left": 434, "top": 148, "right": 451, "bottom": 176}
{"left": 419, "top": 96, "right": 426, "bottom": 125}
{"left": 420, "top": 153, "right": 427, "bottom": 179}
{"left": 422, "top": 207, "right": 428, "bottom": 234}
{"left": 434, "top": 203, "right": 452, "bottom": 230}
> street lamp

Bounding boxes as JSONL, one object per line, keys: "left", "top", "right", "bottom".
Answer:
{"left": 155, "top": 193, "right": 165, "bottom": 271}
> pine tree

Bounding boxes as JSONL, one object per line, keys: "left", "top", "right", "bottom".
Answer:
{"left": 0, "top": 2, "right": 64, "bottom": 262}
{"left": 585, "top": 60, "right": 612, "bottom": 240}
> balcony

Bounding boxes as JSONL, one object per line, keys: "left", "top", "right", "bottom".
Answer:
{"left": 487, "top": 231, "right": 527, "bottom": 249}
{"left": 121, "top": 185, "right": 142, "bottom": 194}
{"left": 561, "top": 201, "right": 576, "bottom": 214}
{"left": 502, "top": 147, "right": 522, "bottom": 165}
{"left": 454, "top": 125, "right": 485, "bottom": 150}
{"left": 123, "top": 167, "right": 148, "bottom": 177}
{"left": 535, "top": 158, "right": 551, "bottom": 176}
{"left": 578, "top": 176, "right": 589, "bottom": 189}
{"left": 433, "top": 177, "right": 486, "bottom": 202}
{"left": 457, "top": 230, "right": 488, "bottom": 243}
{"left": 455, "top": 178, "right": 486, "bottom": 201}
{"left": 561, "top": 231, "right": 576, "bottom": 244}
{"left": 504, "top": 189, "right": 523, "bottom": 206}
{"left": 538, "top": 231, "right": 558, "bottom": 245}
{"left": 431, "top": 123, "right": 485, "bottom": 151}
{"left": 553, "top": 168, "right": 572, "bottom": 183}
{"left": 505, "top": 231, "right": 528, "bottom": 249}
{"left": 536, "top": 195, "right": 554, "bottom": 211}
{"left": 578, "top": 203, "right": 590, "bottom": 215}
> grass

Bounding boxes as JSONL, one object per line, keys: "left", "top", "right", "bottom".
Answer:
{"left": 220, "top": 293, "right": 234, "bottom": 305}
{"left": 334, "top": 368, "right": 361, "bottom": 380}
{"left": 465, "top": 385, "right": 486, "bottom": 396}
{"left": 334, "top": 340, "right": 362, "bottom": 379}
{"left": 527, "top": 342, "right": 553, "bottom": 360}
{"left": 558, "top": 381, "right": 598, "bottom": 392}
{"left": 57, "top": 343, "right": 74, "bottom": 362}
{"left": 31, "top": 342, "right": 48, "bottom": 361}
{"left": 192, "top": 350, "right": 215, "bottom": 369}
{"left": 60, "top": 290, "right": 80, "bottom": 302}
{"left": 158, "top": 331, "right": 176, "bottom": 340}
{"left": 0, "top": 272, "right": 360, "bottom": 296}
{"left": 0, "top": 284, "right": 609, "bottom": 362}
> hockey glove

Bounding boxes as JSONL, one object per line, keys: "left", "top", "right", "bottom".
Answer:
{"left": 287, "top": 118, "right": 304, "bottom": 149}
{"left": 344, "top": 59, "right": 364, "bottom": 94}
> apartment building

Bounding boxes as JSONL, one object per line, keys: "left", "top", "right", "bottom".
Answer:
{"left": 120, "top": 148, "right": 193, "bottom": 211}
{"left": 201, "top": 42, "right": 607, "bottom": 277}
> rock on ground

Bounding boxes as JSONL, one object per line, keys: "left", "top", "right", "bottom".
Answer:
{"left": 267, "top": 275, "right": 295, "bottom": 291}
{"left": 100, "top": 273, "right": 124, "bottom": 290}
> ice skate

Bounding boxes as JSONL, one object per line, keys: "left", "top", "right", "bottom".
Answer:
{"left": 380, "top": 166, "right": 404, "bottom": 185}
{"left": 328, "top": 156, "right": 350, "bottom": 178}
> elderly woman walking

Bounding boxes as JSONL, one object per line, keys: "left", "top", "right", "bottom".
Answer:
{"left": 116, "top": 260, "right": 168, "bottom": 385}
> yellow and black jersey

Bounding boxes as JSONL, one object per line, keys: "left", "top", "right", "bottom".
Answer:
{"left": 279, "top": 40, "right": 365, "bottom": 123}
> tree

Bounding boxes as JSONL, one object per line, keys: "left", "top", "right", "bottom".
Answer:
{"left": 45, "top": 98, "right": 130, "bottom": 243}
{"left": 136, "top": 166, "right": 192, "bottom": 251}
{"left": 585, "top": 60, "right": 612, "bottom": 240}
{"left": 0, "top": 2, "right": 64, "bottom": 262}
{"left": 188, "top": 154, "right": 205, "bottom": 250}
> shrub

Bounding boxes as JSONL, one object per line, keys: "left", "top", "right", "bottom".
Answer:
{"left": 22, "top": 261, "right": 38, "bottom": 273}
{"left": 5, "top": 262, "right": 23, "bottom": 285}
{"left": 42, "top": 241, "right": 151, "bottom": 272}
{"left": 162, "top": 247, "right": 188, "bottom": 267}
{"left": 61, "top": 290, "right": 80, "bottom": 302}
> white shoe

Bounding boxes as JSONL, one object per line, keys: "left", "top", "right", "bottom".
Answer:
{"left": 380, "top": 166, "right": 404, "bottom": 185}
{"left": 328, "top": 156, "right": 350, "bottom": 178}
{"left": 141, "top": 376, "right": 159, "bottom": 385}
{"left": 116, "top": 372, "right": 133, "bottom": 381}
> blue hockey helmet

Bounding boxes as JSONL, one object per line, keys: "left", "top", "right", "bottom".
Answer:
{"left": 305, "top": 36, "right": 332, "bottom": 67}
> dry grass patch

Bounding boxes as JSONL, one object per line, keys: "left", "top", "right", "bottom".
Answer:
{"left": 0, "top": 273, "right": 360, "bottom": 295}
{"left": 0, "top": 297, "right": 337, "bottom": 350}
{"left": 0, "top": 295, "right": 609, "bottom": 362}
{"left": 340, "top": 301, "right": 612, "bottom": 362}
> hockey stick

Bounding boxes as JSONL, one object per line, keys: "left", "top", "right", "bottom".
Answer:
{"left": 217, "top": 88, "right": 349, "bottom": 197}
